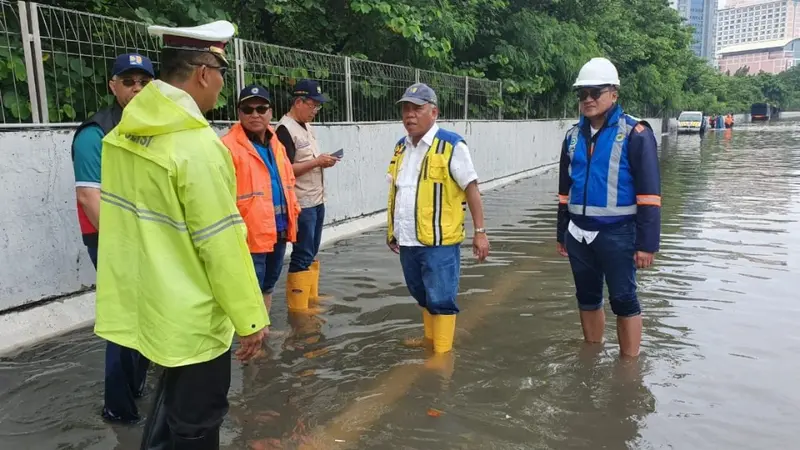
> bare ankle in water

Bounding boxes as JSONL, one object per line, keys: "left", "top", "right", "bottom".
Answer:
{"left": 617, "top": 314, "right": 642, "bottom": 358}
{"left": 580, "top": 309, "right": 606, "bottom": 343}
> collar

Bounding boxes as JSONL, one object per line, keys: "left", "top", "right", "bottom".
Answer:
{"left": 153, "top": 80, "right": 204, "bottom": 120}
{"left": 246, "top": 127, "right": 274, "bottom": 146}
{"left": 579, "top": 104, "right": 623, "bottom": 131}
{"left": 406, "top": 123, "right": 439, "bottom": 148}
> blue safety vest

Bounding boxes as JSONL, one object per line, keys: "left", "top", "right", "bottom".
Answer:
{"left": 565, "top": 106, "right": 639, "bottom": 220}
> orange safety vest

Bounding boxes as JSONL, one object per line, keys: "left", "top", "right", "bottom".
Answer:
{"left": 221, "top": 123, "right": 300, "bottom": 253}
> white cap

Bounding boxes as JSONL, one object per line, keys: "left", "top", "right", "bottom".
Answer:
{"left": 573, "top": 57, "right": 620, "bottom": 88}
{"left": 148, "top": 20, "right": 235, "bottom": 65}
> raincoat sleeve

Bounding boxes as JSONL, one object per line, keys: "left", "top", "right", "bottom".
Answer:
{"left": 177, "top": 151, "right": 269, "bottom": 336}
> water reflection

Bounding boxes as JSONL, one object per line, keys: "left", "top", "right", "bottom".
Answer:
{"left": 1, "top": 121, "right": 800, "bottom": 449}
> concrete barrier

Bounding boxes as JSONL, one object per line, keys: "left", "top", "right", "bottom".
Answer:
{"left": 0, "top": 118, "right": 662, "bottom": 354}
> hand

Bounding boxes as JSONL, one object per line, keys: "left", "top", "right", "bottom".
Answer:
{"left": 634, "top": 251, "right": 655, "bottom": 269}
{"left": 556, "top": 242, "right": 568, "bottom": 257}
{"left": 315, "top": 154, "right": 339, "bottom": 168}
{"left": 235, "top": 327, "right": 267, "bottom": 362}
{"left": 473, "top": 233, "right": 489, "bottom": 262}
{"left": 388, "top": 239, "right": 400, "bottom": 254}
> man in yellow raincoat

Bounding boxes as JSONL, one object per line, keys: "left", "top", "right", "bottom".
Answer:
{"left": 95, "top": 20, "right": 267, "bottom": 449}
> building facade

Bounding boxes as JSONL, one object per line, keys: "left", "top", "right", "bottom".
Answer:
{"left": 674, "top": 0, "right": 718, "bottom": 61}
{"left": 716, "top": 0, "right": 800, "bottom": 73}
{"left": 717, "top": 38, "right": 800, "bottom": 73}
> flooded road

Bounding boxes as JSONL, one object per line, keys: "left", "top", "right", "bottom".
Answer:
{"left": 2, "top": 122, "right": 800, "bottom": 449}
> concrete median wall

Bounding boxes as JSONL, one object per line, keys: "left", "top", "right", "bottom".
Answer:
{"left": 0, "top": 117, "right": 661, "bottom": 352}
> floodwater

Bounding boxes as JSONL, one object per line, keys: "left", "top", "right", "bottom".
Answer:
{"left": 2, "top": 121, "right": 800, "bottom": 450}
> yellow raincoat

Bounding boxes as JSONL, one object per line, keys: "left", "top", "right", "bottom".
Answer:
{"left": 95, "top": 80, "right": 268, "bottom": 368}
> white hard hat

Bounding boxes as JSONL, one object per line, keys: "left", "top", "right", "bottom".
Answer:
{"left": 573, "top": 57, "right": 620, "bottom": 88}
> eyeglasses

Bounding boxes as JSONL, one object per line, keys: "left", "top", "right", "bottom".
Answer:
{"left": 239, "top": 105, "right": 271, "bottom": 115}
{"left": 577, "top": 87, "right": 610, "bottom": 101}
{"left": 303, "top": 98, "right": 322, "bottom": 112}
{"left": 118, "top": 78, "right": 151, "bottom": 88}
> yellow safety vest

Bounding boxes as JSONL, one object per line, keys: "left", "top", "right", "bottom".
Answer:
{"left": 386, "top": 129, "right": 467, "bottom": 246}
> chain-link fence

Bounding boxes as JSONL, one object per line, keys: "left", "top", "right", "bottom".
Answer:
{"left": 349, "top": 59, "right": 416, "bottom": 122}
{"left": 240, "top": 40, "right": 348, "bottom": 123}
{"left": 34, "top": 4, "right": 161, "bottom": 123}
{"left": 0, "top": 0, "right": 32, "bottom": 125}
{"left": 5, "top": 2, "right": 505, "bottom": 125}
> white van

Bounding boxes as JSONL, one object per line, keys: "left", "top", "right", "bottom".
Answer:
{"left": 677, "top": 111, "right": 704, "bottom": 134}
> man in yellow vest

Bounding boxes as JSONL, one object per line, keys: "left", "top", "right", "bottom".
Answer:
{"left": 275, "top": 80, "right": 340, "bottom": 313}
{"left": 386, "top": 83, "right": 490, "bottom": 354}
{"left": 95, "top": 20, "right": 268, "bottom": 449}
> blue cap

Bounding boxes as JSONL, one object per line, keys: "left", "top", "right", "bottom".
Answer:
{"left": 292, "top": 79, "right": 328, "bottom": 103}
{"left": 397, "top": 83, "right": 437, "bottom": 106}
{"left": 238, "top": 85, "right": 271, "bottom": 105}
{"left": 111, "top": 53, "right": 155, "bottom": 77}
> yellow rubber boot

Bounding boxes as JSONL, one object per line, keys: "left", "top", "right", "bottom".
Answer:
{"left": 286, "top": 270, "right": 315, "bottom": 313}
{"left": 422, "top": 309, "right": 434, "bottom": 341}
{"left": 309, "top": 259, "right": 321, "bottom": 302}
{"left": 432, "top": 314, "right": 457, "bottom": 354}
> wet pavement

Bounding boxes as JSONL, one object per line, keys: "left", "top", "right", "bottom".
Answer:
{"left": 2, "top": 121, "right": 800, "bottom": 449}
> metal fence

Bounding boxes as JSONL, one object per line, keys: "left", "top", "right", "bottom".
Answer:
{"left": 1, "top": 1, "right": 504, "bottom": 126}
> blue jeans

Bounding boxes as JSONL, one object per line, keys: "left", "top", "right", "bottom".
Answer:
{"left": 289, "top": 204, "right": 325, "bottom": 273}
{"left": 252, "top": 240, "right": 287, "bottom": 294}
{"left": 86, "top": 245, "right": 151, "bottom": 422}
{"left": 399, "top": 245, "right": 461, "bottom": 315}
{"left": 564, "top": 221, "right": 640, "bottom": 317}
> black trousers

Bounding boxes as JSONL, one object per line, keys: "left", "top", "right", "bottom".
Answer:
{"left": 140, "top": 350, "right": 231, "bottom": 450}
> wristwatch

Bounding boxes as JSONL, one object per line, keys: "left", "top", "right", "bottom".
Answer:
{"left": 474, "top": 228, "right": 486, "bottom": 234}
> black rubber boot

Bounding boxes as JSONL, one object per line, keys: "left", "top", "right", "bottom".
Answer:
{"left": 139, "top": 372, "right": 171, "bottom": 450}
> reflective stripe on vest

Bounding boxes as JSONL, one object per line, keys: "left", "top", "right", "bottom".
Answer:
{"left": 566, "top": 116, "right": 636, "bottom": 217}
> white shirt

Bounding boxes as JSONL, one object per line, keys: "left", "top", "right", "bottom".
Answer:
{"left": 387, "top": 124, "right": 479, "bottom": 246}
{"left": 568, "top": 125, "right": 600, "bottom": 244}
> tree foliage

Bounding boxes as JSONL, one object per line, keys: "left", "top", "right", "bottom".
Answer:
{"left": 4, "top": 0, "right": 800, "bottom": 122}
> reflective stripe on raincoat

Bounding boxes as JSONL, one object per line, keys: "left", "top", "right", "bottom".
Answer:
{"left": 95, "top": 80, "right": 268, "bottom": 368}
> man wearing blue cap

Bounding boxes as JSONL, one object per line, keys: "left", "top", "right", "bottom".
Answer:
{"left": 386, "top": 82, "right": 489, "bottom": 355}
{"left": 221, "top": 85, "right": 300, "bottom": 314}
{"left": 276, "top": 79, "right": 340, "bottom": 312}
{"left": 71, "top": 52, "right": 154, "bottom": 424}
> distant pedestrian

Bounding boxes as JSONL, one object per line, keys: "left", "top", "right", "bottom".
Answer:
{"left": 556, "top": 57, "right": 661, "bottom": 358}
{"left": 71, "top": 52, "right": 154, "bottom": 424}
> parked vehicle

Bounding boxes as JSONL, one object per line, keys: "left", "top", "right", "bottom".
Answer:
{"left": 751, "top": 103, "right": 779, "bottom": 121}
{"left": 677, "top": 111, "right": 704, "bottom": 134}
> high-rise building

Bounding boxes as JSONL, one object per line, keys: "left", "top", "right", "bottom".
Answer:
{"left": 673, "top": 0, "right": 718, "bottom": 61}
{"left": 716, "top": 0, "right": 800, "bottom": 74}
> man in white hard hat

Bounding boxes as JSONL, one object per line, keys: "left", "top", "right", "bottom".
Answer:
{"left": 95, "top": 20, "right": 268, "bottom": 449}
{"left": 555, "top": 57, "right": 661, "bottom": 358}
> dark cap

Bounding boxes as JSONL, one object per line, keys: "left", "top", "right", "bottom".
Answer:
{"left": 148, "top": 20, "right": 234, "bottom": 66}
{"left": 111, "top": 53, "right": 155, "bottom": 77}
{"left": 238, "top": 85, "right": 271, "bottom": 105}
{"left": 397, "top": 83, "right": 437, "bottom": 106}
{"left": 292, "top": 79, "right": 328, "bottom": 103}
